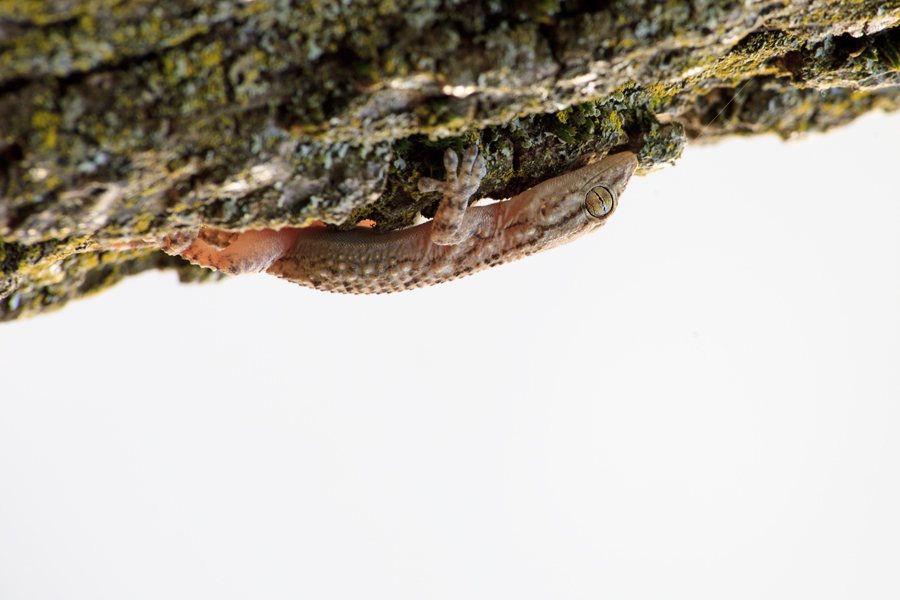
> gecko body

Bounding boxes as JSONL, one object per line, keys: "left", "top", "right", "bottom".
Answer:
{"left": 159, "top": 147, "right": 637, "bottom": 294}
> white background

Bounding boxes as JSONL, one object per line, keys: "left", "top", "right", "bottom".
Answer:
{"left": 1, "top": 110, "right": 899, "bottom": 600}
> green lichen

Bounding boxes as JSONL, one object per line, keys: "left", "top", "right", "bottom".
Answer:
{"left": 341, "top": 84, "right": 684, "bottom": 232}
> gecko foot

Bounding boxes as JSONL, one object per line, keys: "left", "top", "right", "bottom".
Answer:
{"left": 419, "top": 146, "right": 487, "bottom": 246}
{"left": 157, "top": 230, "right": 198, "bottom": 255}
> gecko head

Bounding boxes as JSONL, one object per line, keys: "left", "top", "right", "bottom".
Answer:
{"left": 525, "top": 151, "right": 638, "bottom": 242}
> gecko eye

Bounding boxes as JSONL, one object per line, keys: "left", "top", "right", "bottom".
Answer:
{"left": 585, "top": 185, "right": 615, "bottom": 218}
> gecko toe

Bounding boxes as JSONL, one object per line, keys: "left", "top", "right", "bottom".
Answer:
{"left": 442, "top": 148, "right": 459, "bottom": 178}
{"left": 418, "top": 177, "right": 445, "bottom": 193}
{"left": 474, "top": 153, "right": 487, "bottom": 180}
{"left": 456, "top": 147, "right": 486, "bottom": 188}
{"left": 460, "top": 145, "right": 479, "bottom": 176}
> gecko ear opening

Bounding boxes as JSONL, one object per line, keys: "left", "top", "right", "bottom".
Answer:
{"left": 584, "top": 184, "right": 616, "bottom": 218}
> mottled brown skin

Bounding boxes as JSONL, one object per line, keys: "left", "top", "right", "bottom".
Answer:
{"left": 136, "top": 147, "right": 637, "bottom": 294}
{"left": 267, "top": 148, "right": 637, "bottom": 294}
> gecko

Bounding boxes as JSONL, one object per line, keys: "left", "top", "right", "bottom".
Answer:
{"left": 139, "top": 146, "right": 638, "bottom": 294}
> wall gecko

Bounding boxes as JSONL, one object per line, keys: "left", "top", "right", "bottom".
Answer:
{"left": 141, "top": 147, "right": 638, "bottom": 294}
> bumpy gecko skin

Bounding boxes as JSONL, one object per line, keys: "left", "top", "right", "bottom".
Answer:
{"left": 160, "top": 146, "right": 637, "bottom": 294}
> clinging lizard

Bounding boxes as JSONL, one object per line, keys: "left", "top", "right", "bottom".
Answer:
{"left": 132, "top": 147, "right": 637, "bottom": 294}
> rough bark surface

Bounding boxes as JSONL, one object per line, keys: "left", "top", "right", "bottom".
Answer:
{"left": 1, "top": 0, "right": 898, "bottom": 320}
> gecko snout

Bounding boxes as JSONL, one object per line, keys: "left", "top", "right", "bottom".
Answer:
{"left": 599, "top": 151, "right": 638, "bottom": 199}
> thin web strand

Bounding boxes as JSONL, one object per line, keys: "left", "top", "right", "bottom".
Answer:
{"left": 695, "top": 77, "right": 753, "bottom": 141}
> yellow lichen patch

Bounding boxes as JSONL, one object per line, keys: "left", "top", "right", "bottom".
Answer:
{"left": 200, "top": 41, "right": 225, "bottom": 68}
{"left": 31, "top": 111, "right": 62, "bottom": 150}
{"left": 78, "top": 13, "right": 97, "bottom": 36}
{"left": 128, "top": 214, "right": 155, "bottom": 236}
{"left": 18, "top": 240, "right": 86, "bottom": 284}
{"left": 0, "top": 0, "right": 89, "bottom": 25}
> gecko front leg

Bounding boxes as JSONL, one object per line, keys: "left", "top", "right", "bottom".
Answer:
{"left": 418, "top": 146, "right": 488, "bottom": 245}
{"left": 159, "top": 147, "right": 485, "bottom": 275}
